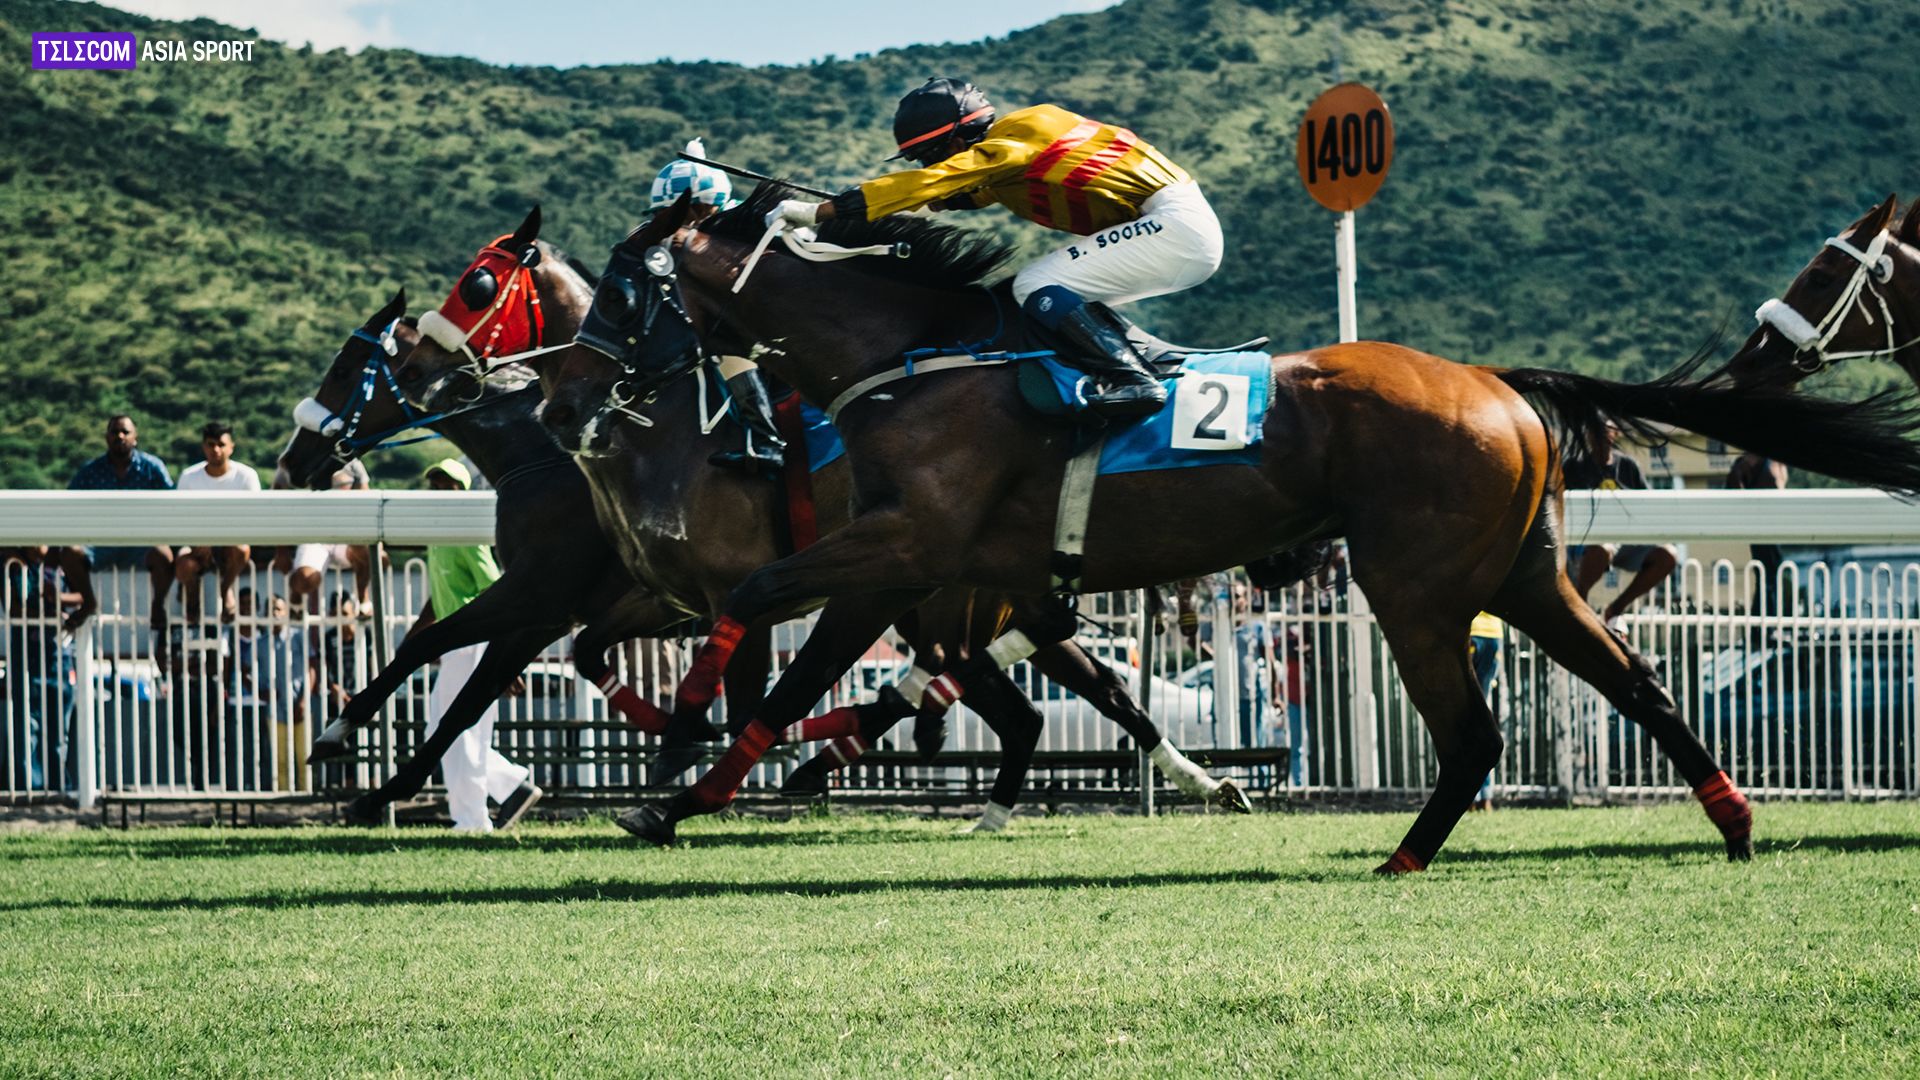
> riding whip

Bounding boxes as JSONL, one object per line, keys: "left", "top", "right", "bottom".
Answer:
{"left": 677, "top": 152, "right": 835, "bottom": 199}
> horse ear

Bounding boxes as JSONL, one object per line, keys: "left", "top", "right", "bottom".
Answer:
{"left": 511, "top": 205, "right": 542, "bottom": 248}
{"left": 624, "top": 192, "right": 693, "bottom": 251}
{"left": 367, "top": 288, "right": 407, "bottom": 330}
{"left": 1898, "top": 197, "right": 1920, "bottom": 247}
{"left": 1846, "top": 194, "right": 1898, "bottom": 240}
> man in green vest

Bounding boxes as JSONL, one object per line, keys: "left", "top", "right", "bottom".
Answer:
{"left": 415, "top": 458, "right": 541, "bottom": 831}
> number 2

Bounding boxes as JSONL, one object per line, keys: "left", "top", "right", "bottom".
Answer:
{"left": 1193, "top": 380, "right": 1230, "bottom": 441}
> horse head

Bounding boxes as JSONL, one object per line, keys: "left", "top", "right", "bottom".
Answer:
{"left": 541, "top": 194, "right": 709, "bottom": 456}
{"left": 1726, "top": 195, "right": 1920, "bottom": 390}
{"left": 279, "top": 289, "right": 417, "bottom": 490}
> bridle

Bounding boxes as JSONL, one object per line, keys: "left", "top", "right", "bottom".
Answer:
{"left": 291, "top": 320, "right": 517, "bottom": 468}
{"left": 416, "top": 237, "right": 573, "bottom": 387}
{"left": 1754, "top": 228, "right": 1920, "bottom": 373}
{"left": 567, "top": 239, "right": 710, "bottom": 450}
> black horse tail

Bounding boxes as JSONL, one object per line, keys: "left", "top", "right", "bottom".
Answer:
{"left": 1497, "top": 354, "right": 1920, "bottom": 495}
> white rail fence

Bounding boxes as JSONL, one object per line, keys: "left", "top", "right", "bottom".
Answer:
{"left": 3, "top": 490, "right": 1919, "bottom": 811}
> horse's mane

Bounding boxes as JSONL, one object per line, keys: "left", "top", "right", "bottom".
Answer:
{"left": 701, "top": 182, "right": 1014, "bottom": 292}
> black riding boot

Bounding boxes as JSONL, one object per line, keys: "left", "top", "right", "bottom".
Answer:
{"left": 1056, "top": 304, "right": 1168, "bottom": 420}
{"left": 709, "top": 368, "right": 787, "bottom": 473}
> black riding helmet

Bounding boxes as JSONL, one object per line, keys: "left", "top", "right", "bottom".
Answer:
{"left": 891, "top": 77, "right": 995, "bottom": 165}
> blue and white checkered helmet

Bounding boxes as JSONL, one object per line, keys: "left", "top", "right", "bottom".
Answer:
{"left": 650, "top": 138, "right": 735, "bottom": 212}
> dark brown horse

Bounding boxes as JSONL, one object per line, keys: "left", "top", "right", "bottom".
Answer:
{"left": 276, "top": 224, "right": 712, "bottom": 821}
{"left": 542, "top": 184, "right": 1920, "bottom": 865}
{"left": 396, "top": 214, "right": 1250, "bottom": 829}
{"left": 1724, "top": 195, "right": 1920, "bottom": 389}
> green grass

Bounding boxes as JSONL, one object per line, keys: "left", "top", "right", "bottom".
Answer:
{"left": 2, "top": 802, "right": 1917, "bottom": 1077}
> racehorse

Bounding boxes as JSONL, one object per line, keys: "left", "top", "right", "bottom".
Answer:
{"left": 275, "top": 226, "right": 712, "bottom": 820}
{"left": 1724, "top": 195, "right": 1920, "bottom": 389}
{"left": 541, "top": 184, "right": 1920, "bottom": 867}
{"left": 397, "top": 211, "right": 1252, "bottom": 827}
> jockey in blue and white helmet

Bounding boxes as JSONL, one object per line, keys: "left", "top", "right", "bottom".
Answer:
{"left": 651, "top": 140, "right": 784, "bottom": 473}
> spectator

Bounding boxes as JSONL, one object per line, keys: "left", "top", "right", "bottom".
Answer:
{"left": 277, "top": 458, "right": 373, "bottom": 616}
{"left": 231, "top": 588, "right": 306, "bottom": 790}
{"left": 1567, "top": 424, "right": 1678, "bottom": 635}
{"left": 1200, "top": 578, "right": 1278, "bottom": 783}
{"left": 413, "top": 459, "right": 541, "bottom": 832}
{"left": 1725, "top": 452, "right": 1790, "bottom": 620}
{"left": 4, "top": 554, "right": 76, "bottom": 791}
{"left": 1469, "top": 612, "right": 1504, "bottom": 811}
{"left": 1279, "top": 625, "right": 1311, "bottom": 788}
{"left": 317, "top": 590, "right": 362, "bottom": 716}
{"left": 174, "top": 421, "right": 261, "bottom": 626}
{"left": 59, "top": 416, "right": 174, "bottom": 647}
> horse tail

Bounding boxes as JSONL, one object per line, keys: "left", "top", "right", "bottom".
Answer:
{"left": 1495, "top": 356, "right": 1920, "bottom": 494}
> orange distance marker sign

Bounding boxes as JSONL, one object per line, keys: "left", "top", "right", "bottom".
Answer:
{"left": 1297, "top": 82, "right": 1394, "bottom": 212}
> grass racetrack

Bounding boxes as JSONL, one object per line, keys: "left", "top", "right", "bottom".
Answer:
{"left": 2, "top": 802, "right": 1916, "bottom": 1077}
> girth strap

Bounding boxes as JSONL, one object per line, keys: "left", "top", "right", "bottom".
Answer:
{"left": 1050, "top": 437, "right": 1104, "bottom": 594}
{"left": 825, "top": 355, "right": 1012, "bottom": 423}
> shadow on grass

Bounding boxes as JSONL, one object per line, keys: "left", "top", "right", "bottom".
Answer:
{"left": 0, "top": 866, "right": 1347, "bottom": 913}
{"left": 0, "top": 820, "right": 1011, "bottom": 861}
{"left": 1336, "top": 833, "right": 1920, "bottom": 864}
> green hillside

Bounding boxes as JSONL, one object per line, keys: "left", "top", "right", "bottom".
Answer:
{"left": 2, "top": 0, "right": 1915, "bottom": 488}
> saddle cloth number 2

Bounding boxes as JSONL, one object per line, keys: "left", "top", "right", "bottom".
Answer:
{"left": 1170, "top": 372, "right": 1251, "bottom": 451}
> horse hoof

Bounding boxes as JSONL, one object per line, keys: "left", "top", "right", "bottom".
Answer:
{"left": 342, "top": 795, "right": 385, "bottom": 827}
{"left": 779, "top": 764, "right": 830, "bottom": 799}
{"left": 309, "top": 736, "right": 353, "bottom": 765}
{"left": 616, "top": 804, "right": 677, "bottom": 846}
{"left": 1209, "top": 779, "right": 1253, "bottom": 815}
{"left": 1374, "top": 848, "right": 1427, "bottom": 875}
{"left": 1725, "top": 834, "right": 1754, "bottom": 862}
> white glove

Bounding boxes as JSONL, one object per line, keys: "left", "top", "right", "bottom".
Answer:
{"left": 766, "top": 199, "right": 820, "bottom": 228}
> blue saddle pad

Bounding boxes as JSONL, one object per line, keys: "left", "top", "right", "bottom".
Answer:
{"left": 797, "top": 401, "right": 845, "bottom": 473}
{"left": 1033, "top": 352, "right": 1271, "bottom": 475}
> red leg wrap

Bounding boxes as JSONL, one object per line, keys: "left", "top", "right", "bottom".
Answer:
{"left": 598, "top": 672, "right": 668, "bottom": 734}
{"left": 1380, "top": 847, "right": 1428, "bottom": 874}
{"left": 924, "top": 672, "right": 964, "bottom": 710}
{"left": 823, "top": 734, "right": 869, "bottom": 770}
{"left": 1695, "top": 770, "right": 1752, "bottom": 843}
{"left": 673, "top": 616, "right": 748, "bottom": 714}
{"left": 687, "top": 720, "right": 777, "bottom": 811}
{"left": 780, "top": 706, "right": 863, "bottom": 744}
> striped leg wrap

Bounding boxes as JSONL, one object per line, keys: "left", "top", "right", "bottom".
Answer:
{"left": 780, "top": 706, "right": 863, "bottom": 744}
{"left": 1380, "top": 847, "right": 1428, "bottom": 874}
{"left": 823, "top": 734, "right": 870, "bottom": 768}
{"left": 596, "top": 671, "right": 668, "bottom": 734}
{"left": 687, "top": 719, "right": 778, "bottom": 811}
{"left": 1694, "top": 770, "right": 1753, "bottom": 843}
{"left": 673, "top": 615, "right": 747, "bottom": 714}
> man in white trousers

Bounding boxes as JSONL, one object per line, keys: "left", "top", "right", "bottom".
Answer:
{"left": 414, "top": 459, "right": 541, "bottom": 832}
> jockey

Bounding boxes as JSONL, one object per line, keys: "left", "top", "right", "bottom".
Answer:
{"left": 653, "top": 140, "right": 786, "bottom": 472}
{"left": 768, "top": 78, "right": 1224, "bottom": 419}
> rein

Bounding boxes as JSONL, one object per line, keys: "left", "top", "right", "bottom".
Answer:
{"left": 1755, "top": 229, "right": 1920, "bottom": 373}
{"left": 292, "top": 322, "right": 521, "bottom": 455}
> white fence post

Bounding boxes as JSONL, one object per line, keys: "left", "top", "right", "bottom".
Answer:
{"left": 1135, "top": 590, "right": 1155, "bottom": 817}
{"left": 1348, "top": 587, "right": 1379, "bottom": 791}
{"left": 72, "top": 621, "right": 98, "bottom": 810}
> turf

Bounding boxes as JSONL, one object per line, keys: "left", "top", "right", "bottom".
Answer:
{"left": 1, "top": 802, "right": 1915, "bottom": 1078}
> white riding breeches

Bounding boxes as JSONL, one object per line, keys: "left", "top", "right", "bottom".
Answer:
{"left": 1010, "top": 182, "right": 1224, "bottom": 308}
{"left": 429, "top": 643, "right": 529, "bottom": 832}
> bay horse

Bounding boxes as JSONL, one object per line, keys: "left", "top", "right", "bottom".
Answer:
{"left": 394, "top": 213, "right": 1250, "bottom": 829}
{"left": 275, "top": 224, "right": 716, "bottom": 821}
{"left": 541, "top": 184, "right": 1920, "bottom": 866}
{"left": 1724, "top": 195, "right": 1920, "bottom": 389}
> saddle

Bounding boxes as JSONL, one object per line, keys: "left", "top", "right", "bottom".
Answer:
{"left": 1015, "top": 306, "right": 1270, "bottom": 425}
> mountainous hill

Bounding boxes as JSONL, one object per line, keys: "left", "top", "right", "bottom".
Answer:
{"left": 3, "top": 0, "right": 1915, "bottom": 487}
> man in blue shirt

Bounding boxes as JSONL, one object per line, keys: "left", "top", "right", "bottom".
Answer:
{"left": 59, "top": 415, "right": 176, "bottom": 646}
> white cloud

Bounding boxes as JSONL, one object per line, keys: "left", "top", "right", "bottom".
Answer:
{"left": 103, "top": 1, "right": 399, "bottom": 53}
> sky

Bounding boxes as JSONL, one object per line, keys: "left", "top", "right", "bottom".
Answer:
{"left": 104, "top": 0, "right": 1120, "bottom": 68}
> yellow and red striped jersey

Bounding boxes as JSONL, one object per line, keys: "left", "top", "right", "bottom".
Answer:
{"left": 834, "top": 104, "right": 1191, "bottom": 237}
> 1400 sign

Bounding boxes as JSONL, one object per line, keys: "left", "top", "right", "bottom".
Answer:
{"left": 1302, "top": 109, "right": 1389, "bottom": 184}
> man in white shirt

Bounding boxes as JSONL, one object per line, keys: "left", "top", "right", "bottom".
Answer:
{"left": 174, "top": 421, "right": 261, "bottom": 624}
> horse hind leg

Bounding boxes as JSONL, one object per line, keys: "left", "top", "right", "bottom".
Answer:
{"left": 1488, "top": 527, "right": 1752, "bottom": 860}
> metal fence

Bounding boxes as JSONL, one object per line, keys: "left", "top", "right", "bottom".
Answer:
{"left": 5, "top": 550, "right": 1916, "bottom": 810}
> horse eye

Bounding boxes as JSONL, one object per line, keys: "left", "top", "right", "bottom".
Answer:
{"left": 458, "top": 267, "right": 498, "bottom": 310}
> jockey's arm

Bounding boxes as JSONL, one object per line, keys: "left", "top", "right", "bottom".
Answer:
{"left": 826, "top": 136, "right": 1034, "bottom": 222}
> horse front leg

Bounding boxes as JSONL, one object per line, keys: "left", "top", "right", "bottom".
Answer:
{"left": 619, "top": 589, "right": 932, "bottom": 844}
{"left": 670, "top": 512, "right": 928, "bottom": 722}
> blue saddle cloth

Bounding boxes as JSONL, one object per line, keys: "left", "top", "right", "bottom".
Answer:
{"left": 797, "top": 401, "right": 845, "bottom": 473}
{"left": 1032, "top": 352, "right": 1272, "bottom": 475}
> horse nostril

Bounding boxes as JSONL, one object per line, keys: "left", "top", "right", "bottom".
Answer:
{"left": 543, "top": 402, "right": 575, "bottom": 430}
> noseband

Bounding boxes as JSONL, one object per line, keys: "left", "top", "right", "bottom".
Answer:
{"left": 1754, "top": 229, "right": 1918, "bottom": 373}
